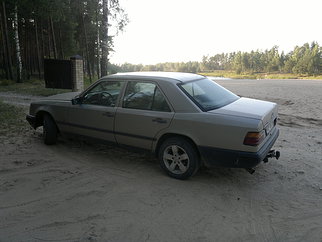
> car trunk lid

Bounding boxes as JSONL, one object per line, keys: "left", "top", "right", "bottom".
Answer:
{"left": 208, "top": 97, "right": 278, "bottom": 130}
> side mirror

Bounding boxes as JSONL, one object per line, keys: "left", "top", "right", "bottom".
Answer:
{"left": 71, "top": 97, "right": 82, "bottom": 105}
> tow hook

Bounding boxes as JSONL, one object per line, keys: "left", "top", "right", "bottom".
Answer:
{"left": 245, "top": 168, "right": 256, "bottom": 174}
{"left": 246, "top": 150, "right": 281, "bottom": 174}
{"left": 264, "top": 150, "right": 280, "bottom": 163}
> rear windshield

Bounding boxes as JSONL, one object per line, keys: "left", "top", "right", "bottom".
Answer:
{"left": 179, "top": 78, "right": 239, "bottom": 111}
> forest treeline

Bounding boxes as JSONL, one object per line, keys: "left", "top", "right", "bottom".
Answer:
{"left": 0, "top": 0, "right": 320, "bottom": 83}
{"left": 0, "top": 0, "right": 128, "bottom": 82}
{"left": 114, "top": 42, "right": 322, "bottom": 76}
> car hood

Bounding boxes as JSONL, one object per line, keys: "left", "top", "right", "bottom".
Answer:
{"left": 43, "top": 92, "right": 80, "bottom": 101}
{"left": 208, "top": 97, "right": 278, "bottom": 125}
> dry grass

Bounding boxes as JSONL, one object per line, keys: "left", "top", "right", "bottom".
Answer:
{"left": 0, "top": 100, "right": 28, "bottom": 136}
{"left": 200, "top": 71, "right": 322, "bottom": 80}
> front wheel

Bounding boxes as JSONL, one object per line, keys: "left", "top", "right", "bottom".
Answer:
{"left": 158, "top": 137, "right": 200, "bottom": 179}
{"left": 43, "top": 114, "right": 58, "bottom": 145}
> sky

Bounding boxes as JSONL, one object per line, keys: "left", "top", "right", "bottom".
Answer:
{"left": 110, "top": 0, "right": 322, "bottom": 65}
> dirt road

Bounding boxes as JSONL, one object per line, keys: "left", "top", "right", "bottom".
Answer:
{"left": 1, "top": 79, "right": 322, "bottom": 241}
{"left": 0, "top": 92, "right": 40, "bottom": 107}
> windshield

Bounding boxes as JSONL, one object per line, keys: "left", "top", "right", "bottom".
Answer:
{"left": 180, "top": 78, "right": 239, "bottom": 111}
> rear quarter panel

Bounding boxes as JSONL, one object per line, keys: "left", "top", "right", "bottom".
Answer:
{"left": 154, "top": 112, "right": 262, "bottom": 153}
{"left": 156, "top": 81, "right": 201, "bottom": 113}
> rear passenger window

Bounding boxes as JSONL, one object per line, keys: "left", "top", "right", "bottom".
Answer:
{"left": 123, "top": 82, "right": 171, "bottom": 112}
{"left": 152, "top": 87, "right": 171, "bottom": 112}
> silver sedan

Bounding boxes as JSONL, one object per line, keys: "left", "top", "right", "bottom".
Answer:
{"left": 26, "top": 72, "right": 280, "bottom": 179}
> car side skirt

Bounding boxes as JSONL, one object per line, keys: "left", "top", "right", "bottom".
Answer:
{"left": 56, "top": 120, "right": 157, "bottom": 142}
{"left": 199, "top": 128, "right": 279, "bottom": 168}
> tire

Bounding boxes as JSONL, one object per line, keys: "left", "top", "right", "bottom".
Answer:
{"left": 158, "top": 137, "right": 200, "bottom": 179}
{"left": 43, "top": 114, "right": 58, "bottom": 145}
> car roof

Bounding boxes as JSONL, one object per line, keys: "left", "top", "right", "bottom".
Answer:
{"left": 105, "top": 72, "right": 205, "bottom": 83}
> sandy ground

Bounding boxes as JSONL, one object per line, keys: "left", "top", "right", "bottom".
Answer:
{"left": 0, "top": 79, "right": 322, "bottom": 242}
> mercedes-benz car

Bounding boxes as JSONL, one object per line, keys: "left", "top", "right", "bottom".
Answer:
{"left": 26, "top": 72, "right": 280, "bottom": 179}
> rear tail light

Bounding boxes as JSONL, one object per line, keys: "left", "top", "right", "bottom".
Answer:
{"left": 243, "top": 131, "right": 265, "bottom": 146}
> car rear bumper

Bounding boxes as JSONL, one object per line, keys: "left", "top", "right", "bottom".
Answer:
{"left": 199, "top": 127, "right": 279, "bottom": 168}
{"left": 26, "top": 114, "right": 37, "bottom": 129}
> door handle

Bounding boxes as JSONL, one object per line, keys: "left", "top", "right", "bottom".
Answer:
{"left": 152, "top": 118, "right": 167, "bottom": 124}
{"left": 102, "top": 112, "right": 114, "bottom": 117}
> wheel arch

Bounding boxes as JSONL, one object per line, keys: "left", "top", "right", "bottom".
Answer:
{"left": 154, "top": 133, "right": 201, "bottom": 158}
{"left": 35, "top": 111, "right": 60, "bottom": 133}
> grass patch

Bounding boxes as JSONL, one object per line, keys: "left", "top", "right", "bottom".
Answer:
{"left": 0, "top": 79, "right": 70, "bottom": 96}
{"left": 200, "top": 70, "right": 265, "bottom": 79}
{"left": 199, "top": 71, "right": 322, "bottom": 80}
{"left": 0, "top": 78, "right": 94, "bottom": 97}
{"left": 0, "top": 100, "right": 27, "bottom": 136}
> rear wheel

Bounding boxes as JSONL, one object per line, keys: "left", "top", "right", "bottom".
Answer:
{"left": 43, "top": 114, "right": 58, "bottom": 145}
{"left": 158, "top": 137, "right": 200, "bottom": 179}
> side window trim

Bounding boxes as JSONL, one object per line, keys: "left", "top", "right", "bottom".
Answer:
{"left": 112, "top": 80, "right": 127, "bottom": 108}
{"left": 151, "top": 85, "right": 158, "bottom": 111}
{"left": 152, "top": 83, "right": 174, "bottom": 112}
{"left": 80, "top": 81, "right": 101, "bottom": 99}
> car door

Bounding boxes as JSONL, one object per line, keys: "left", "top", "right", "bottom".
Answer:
{"left": 66, "top": 80, "right": 125, "bottom": 142}
{"left": 114, "top": 81, "right": 174, "bottom": 150}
